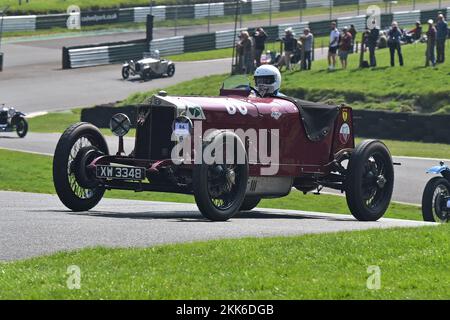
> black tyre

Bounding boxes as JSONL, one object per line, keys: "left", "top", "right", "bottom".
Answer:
{"left": 167, "top": 64, "right": 175, "bottom": 77}
{"left": 193, "top": 131, "right": 248, "bottom": 221}
{"left": 345, "top": 140, "right": 394, "bottom": 221}
{"left": 16, "top": 117, "right": 28, "bottom": 138}
{"left": 422, "top": 177, "right": 450, "bottom": 223}
{"left": 240, "top": 197, "right": 261, "bottom": 211}
{"left": 53, "top": 122, "right": 109, "bottom": 212}
{"left": 122, "top": 67, "right": 130, "bottom": 80}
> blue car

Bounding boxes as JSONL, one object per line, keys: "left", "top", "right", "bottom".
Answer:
{"left": 422, "top": 161, "right": 450, "bottom": 223}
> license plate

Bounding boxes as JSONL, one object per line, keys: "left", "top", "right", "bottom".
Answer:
{"left": 96, "top": 165, "right": 146, "bottom": 180}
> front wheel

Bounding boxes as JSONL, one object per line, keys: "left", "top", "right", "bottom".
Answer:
{"left": 53, "top": 122, "right": 109, "bottom": 212}
{"left": 16, "top": 117, "right": 28, "bottom": 138}
{"left": 122, "top": 67, "right": 130, "bottom": 80}
{"left": 345, "top": 140, "right": 394, "bottom": 221}
{"left": 193, "top": 131, "right": 248, "bottom": 221}
{"left": 422, "top": 177, "right": 450, "bottom": 223}
{"left": 166, "top": 64, "right": 175, "bottom": 77}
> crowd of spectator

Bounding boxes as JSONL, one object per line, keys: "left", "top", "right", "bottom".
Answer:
{"left": 235, "top": 12, "right": 448, "bottom": 74}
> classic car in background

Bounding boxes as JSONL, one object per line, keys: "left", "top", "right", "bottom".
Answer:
{"left": 0, "top": 105, "right": 28, "bottom": 138}
{"left": 122, "top": 50, "right": 175, "bottom": 81}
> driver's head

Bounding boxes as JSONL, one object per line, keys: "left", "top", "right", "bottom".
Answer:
{"left": 254, "top": 65, "right": 281, "bottom": 97}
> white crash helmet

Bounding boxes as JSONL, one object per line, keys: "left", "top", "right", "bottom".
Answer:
{"left": 254, "top": 65, "right": 281, "bottom": 97}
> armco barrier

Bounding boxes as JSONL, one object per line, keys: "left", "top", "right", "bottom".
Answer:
{"left": 337, "top": 15, "right": 366, "bottom": 31}
{"left": 309, "top": 19, "right": 335, "bottom": 36}
{"left": 36, "top": 14, "right": 68, "bottom": 29}
{"left": 134, "top": 6, "right": 166, "bottom": 23}
{"left": 0, "top": 15, "right": 36, "bottom": 32}
{"left": 278, "top": 22, "right": 309, "bottom": 38}
{"left": 184, "top": 33, "right": 216, "bottom": 52}
{"left": 108, "top": 41, "right": 148, "bottom": 63}
{"left": 150, "top": 36, "right": 185, "bottom": 56}
{"left": 280, "top": 0, "right": 306, "bottom": 11}
{"left": 68, "top": 46, "right": 110, "bottom": 68}
{"left": 215, "top": 29, "right": 246, "bottom": 49}
{"left": 306, "top": 0, "right": 329, "bottom": 8}
{"left": 194, "top": 3, "right": 224, "bottom": 18}
{"left": 80, "top": 105, "right": 450, "bottom": 144}
{"left": 393, "top": 10, "right": 421, "bottom": 27}
{"left": 334, "top": 0, "right": 359, "bottom": 5}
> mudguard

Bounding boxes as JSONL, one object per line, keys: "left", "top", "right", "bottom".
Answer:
{"left": 427, "top": 165, "right": 450, "bottom": 174}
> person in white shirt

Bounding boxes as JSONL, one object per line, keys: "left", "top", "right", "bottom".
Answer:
{"left": 328, "top": 22, "right": 340, "bottom": 70}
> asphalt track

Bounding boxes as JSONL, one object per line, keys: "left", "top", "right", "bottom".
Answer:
{"left": 0, "top": 132, "right": 444, "bottom": 205}
{"left": 2, "top": 0, "right": 450, "bottom": 113}
{"left": 0, "top": 190, "right": 434, "bottom": 261}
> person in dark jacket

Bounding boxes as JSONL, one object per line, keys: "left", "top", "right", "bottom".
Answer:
{"left": 348, "top": 24, "right": 357, "bottom": 53}
{"left": 436, "top": 14, "right": 448, "bottom": 63}
{"left": 387, "top": 21, "right": 404, "bottom": 66}
{"left": 367, "top": 25, "right": 380, "bottom": 67}
{"left": 425, "top": 19, "right": 437, "bottom": 67}
{"left": 253, "top": 27, "right": 267, "bottom": 68}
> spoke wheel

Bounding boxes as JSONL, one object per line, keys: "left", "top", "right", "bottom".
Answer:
{"left": 53, "top": 122, "right": 109, "bottom": 212}
{"left": 16, "top": 118, "right": 28, "bottom": 138}
{"left": 193, "top": 132, "right": 248, "bottom": 221}
{"left": 422, "top": 177, "right": 450, "bottom": 223}
{"left": 346, "top": 140, "right": 394, "bottom": 221}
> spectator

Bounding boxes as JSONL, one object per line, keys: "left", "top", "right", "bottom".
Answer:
{"left": 425, "top": 19, "right": 437, "bottom": 67}
{"left": 278, "top": 28, "right": 297, "bottom": 71}
{"left": 328, "top": 22, "right": 340, "bottom": 70}
{"left": 436, "top": 14, "right": 448, "bottom": 63}
{"left": 338, "top": 26, "right": 352, "bottom": 69}
{"left": 236, "top": 31, "right": 254, "bottom": 74}
{"left": 367, "top": 25, "right": 380, "bottom": 67}
{"left": 253, "top": 27, "right": 268, "bottom": 68}
{"left": 407, "top": 21, "right": 422, "bottom": 42}
{"left": 387, "top": 21, "right": 404, "bottom": 66}
{"left": 299, "top": 28, "right": 313, "bottom": 70}
{"left": 348, "top": 24, "right": 357, "bottom": 53}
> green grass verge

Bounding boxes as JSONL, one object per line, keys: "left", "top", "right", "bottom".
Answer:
{"left": 0, "top": 224, "right": 447, "bottom": 299}
{"left": 0, "top": 148, "right": 422, "bottom": 221}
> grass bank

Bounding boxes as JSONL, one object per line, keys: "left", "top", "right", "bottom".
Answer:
{"left": 0, "top": 223, "right": 447, "bottom": 299}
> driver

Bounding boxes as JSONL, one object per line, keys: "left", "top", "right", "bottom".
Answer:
{"left": 253, "top": 65, "right": 285, "bottom": 97}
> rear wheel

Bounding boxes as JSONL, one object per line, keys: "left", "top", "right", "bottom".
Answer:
{"left": 193, "top": 132, "right": 248, "bottom": 221}
{"left": 240, "top": 197, "right": 261, "bottom": 211}
{"left": 345, "top": 140, "right": 394, "bottom": 221}
{"left": 53, "top": 122, "right": 109, "bottom": 212}
{"left": 422, "top": 177, "right": 450, "bottom": 223}
{"left": 16, "top": 117, "right": 28, "bottom": 138}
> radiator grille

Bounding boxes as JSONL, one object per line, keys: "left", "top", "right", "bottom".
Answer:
{"left": 134, "top": 105, "right": 175, "bottom": 160}
{"left": 0, "top": 111, "right": 8, "bottom": 125}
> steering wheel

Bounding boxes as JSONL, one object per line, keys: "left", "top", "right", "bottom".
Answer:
{"left": 234, "top": 85, "right": 262, "bottom": 97}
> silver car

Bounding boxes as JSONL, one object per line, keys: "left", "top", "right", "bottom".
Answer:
{"left": 122, "top": 51, "right": 175, "bottom": 80}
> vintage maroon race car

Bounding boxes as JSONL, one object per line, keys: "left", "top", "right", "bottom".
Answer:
{"left": 53, "top": 76, "right": 394, "bottom": 221}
